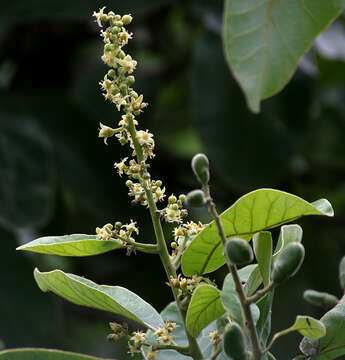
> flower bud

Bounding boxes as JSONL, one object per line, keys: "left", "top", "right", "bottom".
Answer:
{"left": 122, "top": 14, "right": 133, "bottom": 25}
{"left": 225, "top": 238, "right": 253, "bottom": 265}
{"left": 126, "top": 76, "right": 135, "bottom": 86}
{"left": 185, "top": 189, "right": 206, "bottom": 208}
{"left": 191, "top": 153, "right": 210, "bottom": 185}
{"left": 168, "top": 195, "right": 177, "bottom": 204}
{"left": 272, "top": 243, "right": 305, "bottom": 284}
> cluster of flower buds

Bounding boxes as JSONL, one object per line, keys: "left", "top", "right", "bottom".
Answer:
{"left": 107, "top": 322, "right": 128, "bottom": 341}
{"left": 171, "top": 221, "right": 204, "bottom": 250}
{"left": 93, "top": 8, "right": 154, "bottom": 160}
{"left": 153, "top": 321, "right": 177, "bottom": 345}
{"left": 168, "top": 274, "right": 202, "bottom": 295}
{"left": 161, "top": 194, "right": 187, "bottom": 223}
{"left": 125, "top": 179, "right": 166, "bottom": 206}
{"left": 96, "top": 220, "right": 139, "bottom": 245}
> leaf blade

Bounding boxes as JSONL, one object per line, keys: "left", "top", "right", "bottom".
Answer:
{"left": 182, "top": 189, "right": 332, "bottom": 276}
{"left": 223, "top": 0, "right": 345, "bottom": 112}
{"left": 17, "top": 234, "right": 124, "bottom": 256}
{"left": 0, "top": 348, "right": 111, "bottom": 360}
{"left": 186, "top": 285, "right": 226, "bottom": 337}
{"left": 34, "top": 268, "right": 164, "bottom": 330}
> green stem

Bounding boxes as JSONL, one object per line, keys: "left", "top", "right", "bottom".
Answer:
{"left": 246, "top": 282, "right": 274, "bottom": 305}
{"left": 126, "top": 115, "right": 204, "bottom": 360}
{"left": 143, "top": 342, "right": 190, "bottom": 355}
{"left": 115, "top": 234, "right": 159, "bottom": 253}
{"left": 203, "top": 185, "right": 262, "bottom": 360}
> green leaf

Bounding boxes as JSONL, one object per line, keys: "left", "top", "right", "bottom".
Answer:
{"left": 221, "top": 267, "right": 260, "bottom": 327}
{"left": 300, "top": 295, "right": 345, "bottom": 359}
{"left": 246, "top": 224, "right": 303, "bottom": 296}
{"left": 0, "top": 348, "right": 111, "bottom": 360}
{"left": 17, "top": 234, "right": 123, "bottom": 256}
{"left": 34, "top": 268, "right": 164, "bottom": 330}
{"left": 182, "top": 189, "right": 333, "bottom": 276}
{"left": 253, "top": 231, "right": 272, "bottom": 286}
{"left": 186, "top": 285, "right": 226, "bottom": 337}
{"left": 274, "top": 316, "right": 325, "bottom": 342}
{"left": 223, "top": 0, "right": 345, "bottom": 112}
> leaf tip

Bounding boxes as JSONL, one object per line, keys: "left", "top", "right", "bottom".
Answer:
{"left": 33, "top": 268, "right": 49, "bottom": 292}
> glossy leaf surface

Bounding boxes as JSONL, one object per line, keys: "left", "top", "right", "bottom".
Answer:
{"left": 223, "top": 0, "right": 345, "bottom": 112}
{"left": 17, "top": 234, "right": 123, "bottom": 256}
{"left": 186, "top": 285, "right": 225, "bottom": 337}
{"left": 0, "top": 348, "right": 111, "bottom": 360}
{"left": 34, "top": 268, "right": 164, "bottom": 330}
{"left": 182, "top": 189, "right": 333, "bottom": 276}
{"left": 300, "top": 295, "right": 345, "bottom": 359}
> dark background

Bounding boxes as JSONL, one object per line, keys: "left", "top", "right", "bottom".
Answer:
{"left": 1, "top": 1, "right": 345, "bottom": 359}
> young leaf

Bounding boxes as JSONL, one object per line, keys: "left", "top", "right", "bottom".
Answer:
{"left": 17, "top": 234, "right": 123, "bottom": 256}
{"left": 300, "top": 295, "right": 345, "bottom": 359}
{"left": 34, "top": 268, "right": 164, "bottom": 330}
{"left": 182, "top": 189, "right": 333, "bottom": 276}
{"left": 223, "top": 0, "right": 345, "bottom": 112}
{"left": 246, "top": 224, "right": 303, "bottom": 296}
{"left": 0, "top": 348, "right": 111, "bottom": 360}
{"left": 274, "top": 316, "right": 325, "bottom": 342}
{"left": 186, "top": 285, "right": 226, "bottom": 337}
{"left": 253, "top": 231, "right": 272, "bottom": 286}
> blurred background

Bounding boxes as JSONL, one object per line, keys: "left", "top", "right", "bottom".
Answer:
{"left": 0, "top": 0, "right": 345, "bottom": 359}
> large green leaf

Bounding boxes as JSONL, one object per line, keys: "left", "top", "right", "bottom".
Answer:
{"left": 17, "top": 234, "right": 123, "bottom": 256}
{"left": 0, "top": 348, "right": 111, "bottom": 360}
{"left": 223, "top": 0, "right": 345, "bottom": 112}
{"left": 182, "top": 189, "right": 333, "bottom": 276}
{"left": 186, "top": 285, "right": 225, "bottom": 337}
{"left": 300, "top": 295, "right": 345, "bottom": 359}
{"left": 34, "top": 268, "right": 164, "bottom": 330}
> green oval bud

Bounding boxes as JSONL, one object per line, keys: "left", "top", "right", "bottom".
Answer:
{"left": 185, "top": 189, "right": 206, "bottom": 208}
{"left": 107, "top": 69, "right": 116, "bottom": 78}
{"left": 272, "top": 242, "right": 305, "bottom": 284}
{"left": 120, "top": 84, "right": 127, "bottom": 96}
{"left": 223, "top": 323, "right": 248, "bottom": 360}
{"left": 168, "top": 195, "right": 177, "bottom": 204}
{"left": 122, "top": 14, "right": 133, "bottom": 25}
{"left": 303, "top": 289, "right": 339, "bottom": 310}
{"left": 339, "top": 256, "right": 345, "bottom": 290}
{"left": 126, "top": 75, "right": 135, "bottom": 86}
{"left": 225, "top": 238, "right": 253, "bottom": 265}
{"left": 191, "top": 153, "right": 210, "bottom": 185}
